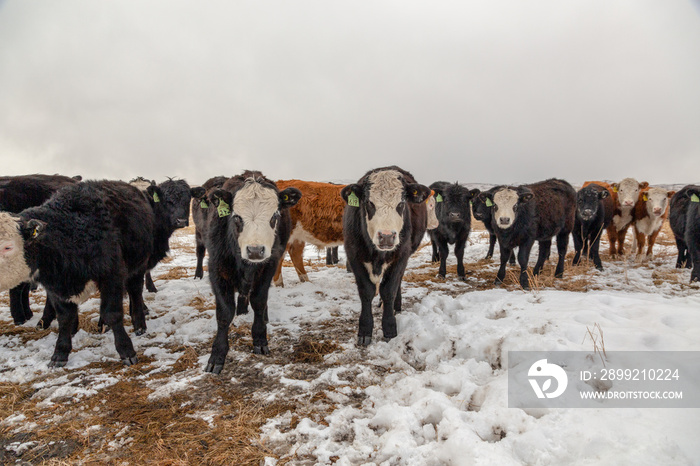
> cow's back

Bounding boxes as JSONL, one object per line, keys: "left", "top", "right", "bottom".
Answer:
{"left": 0, "top": 174, "right": 79, "bottom": 213}
{"left": 528, "top": 178, "right": 576, "bottom": 240}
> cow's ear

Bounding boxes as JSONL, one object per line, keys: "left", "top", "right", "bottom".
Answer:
{"left": 146, "top": 185, "right": 164, "bottom": 204}
{"left": 406, "top": 184, "right": 431, "bottom": 204}
{"left": 341, "top": 184, "right": 363, "bottom": 206}
{"left": 279, "top": 187, "right": 302, "bottom": 209}
{"left": 478, "top": 192, "right": 494, "bottom": 207}
{"left": 21, "top": 219, "right": 46, "bottom": 242}
{"left": 612, "top": 183, "right": 619, "bottom": 193}
{"left": 468, "top": 188, "right": 481, "bottom": 200}
{"left": 640, "top": 181, "right": 649, "bottom": 189}
{"left": 598, "top": 189, "right": 609, "bottom": 199}
{"left": 519, "top": 191, "right": 534, "bottom": 203}
{"left": 209, "top": 189, "right": 233, "bottom": 209}
{"left": 686, "top": 188, "right": 700, "bottom": 202}
{"left": 190, "top": 187, "right": 206, "bottom": 199}
{"left": 667, "top": 191, "right": 676, "bottom": 199}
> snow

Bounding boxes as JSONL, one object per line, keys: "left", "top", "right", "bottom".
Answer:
{"left": 1, "top": 226, "right": 699, "bottom": 464}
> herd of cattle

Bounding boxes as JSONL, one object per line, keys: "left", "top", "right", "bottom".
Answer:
{"left": 1, "top": 168, "right": 699, "bottom": 374}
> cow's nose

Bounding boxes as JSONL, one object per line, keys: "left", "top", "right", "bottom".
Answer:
{"left": 499, "top": 217, "right": 511, "bottom": 226}
{"left": 448, "top": 212, "right": 461, "bottom": 221}
{"left": 246, "top": 245, "right": 265, "bottom": 260}
{"left": 176, "top": 218, "right": 189, "bottom": 228}
{"left": 582, "top": 209, "right": 593, "bottom": 217}
{"left": 377, "top": 231, "right": 397, "bottom": 249}
{"left": 623, "top": 200, "right": 634, "bottom": 207}
{"left": 653, "top": 207, "right": 662, "bottom": 215}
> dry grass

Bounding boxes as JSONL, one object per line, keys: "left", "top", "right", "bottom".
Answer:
{"left": 291, "top": 338, "right": 341, "bottom": 364}
{"left": 156, "top": 266, "right": 191, "bottom": 281}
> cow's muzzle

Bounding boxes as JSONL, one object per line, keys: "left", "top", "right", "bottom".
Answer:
{"left": 377, "top": 231, "right": 397, "bottom": 250}
{"left": 175, "top": 218, "right": 189, "bottom": 228}
{"left": 246, "top": 245, "right": 266, "bottom": 261}
{"left": 498, "top": 217, "right": 512, "bottom": 227}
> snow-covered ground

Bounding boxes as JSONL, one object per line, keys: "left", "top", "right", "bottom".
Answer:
{"left": 1, "top": 225, "right": 699, "bottom": 464}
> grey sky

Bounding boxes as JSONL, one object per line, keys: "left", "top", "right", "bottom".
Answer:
{"left": 1, "top": 1, "right": 699, "bottom": 187}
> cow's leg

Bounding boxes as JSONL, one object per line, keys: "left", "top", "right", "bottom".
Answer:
{"left": 249, "top": 265, "right": 278, "bottom": 355}
{"left": 591, "top": 233, "right": 604, "bottom": 271}
{"left": 332, "top": 247, "right": 339, "bottom": 264}
{"left": 205, "top": 277, "right": 236, "bottom": 374}
{"left": 437, "top": 240, "right": 449, "bottom": 279}
{"left": 634, "top": 229, "right": 645, "bottom": 256}
{"left": 393, "top": 283, "right": 403, "bottom": 314}
{"left": 351, "top": 259, "right": 377, "bottom": 346}
{"left": 431, "top": 239, "right": 439, "bottom": 263}
{"left": 607, "top": 226, "right": 618, "bottom": 256}
{"left": 572, "top": 227, "right": 584, "bottom": 266}
{"left": 533, "top": 240, "right": 551, "bottom": 276}
{"left": 554, "top": 231, "right": 569, "bottom": 278}
{"left": 236, "top": 293, "right": 250, "bottom": 316}
{"left": 145, "top": 271, "right": 157, "bottom": 293}
{"left": 518, "top": 241, "right": 534, "bottom": 290}
{"left": 689, "top": 243, "right": 700, "bottom": 283}
{"left": 485, "top": 233, "right": 496, "bottom": 260}
{"left": 9, "top": 283, "right": 30, "bottom": 325}
{"left": 495, "top": 244, "right": 512, "bottom": 285}
{"left": 646, "top": 230, "right": 660, "bottom": 257}
{"left": 37, "top": 297, "right": 57, "bottom": 330}
{"left": 617, "top": 224, "right": 631, "bottom": 256}
{"left": 126, "top": 273, "right": 147, "bottom": 336}
{"left": 508, "top": 247, "right": 516, "bottom": 265}
{"left": 326, "top": 247, "right": 339, "bottom": 265}
{"left": 379, "top": 257, "right": 409, "bottom": 341}
{"left": 49, "top": 298, "right": 79, "bottom": 367}
{"left": 455, "top": 238, "right": 467, "bottom": 280}
{"left": 675, "top": 238, "right": 687, "bottom": 268}
{"left": 272, "top": 245, "right": 287, "bottom": 287}
{"left": 289, "top": 240, "right": 309, "bottom": 283}
{"left": 100, "top": 279, "right": 137, "bottom": 365}
{"left": 194, "top": 231, "right": 206, "bottom": 279}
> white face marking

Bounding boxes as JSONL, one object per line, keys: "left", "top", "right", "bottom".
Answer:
{"left": 69, "top": 280, "right": 98, "bottom": 305}
{"left": 643, "top": 188, "right": 670, "bottom": 217}
{"left": 616, "top": 178, "right": 643, "bottom": 208}
{"left": 0, "top": 213, "right": 32, "bottom": 292}
{"left": 425, "top": 195, "right": 439, "bottom": 230}
{"left": 366, "top": 170, "right": 404, "bottom": 251}
{"left": 493, "top": 189, "right": 519, "bottom": 229}
{"left": 233, "top": 180, "right": 280, "bottom": 262}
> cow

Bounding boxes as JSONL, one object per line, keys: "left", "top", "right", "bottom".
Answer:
{"left": 632, "top": 187, "right": 675, "bottom": 258}
{"left": 669, "top": 185, "right": 699, "bottom": 269}
{"left": 0, "top": 174, "right": 81, "bottom": 325}
{"left": 0, "top": 180, "right": 153, "bottom": 366}
{"left": 204, "top": 171, "right": 301, "bottom": 374}
{"left": 480, "top": 179, "right": 576, "bottom": 290}
{"left": 572, "top": 183, "right": 614, "bottom": 270}
{"left": 272, "top": 180, "right": 346, "bottom": 287}
{"left": 428, "top": 182, "right": 479, "bottom": 280}
{"left": 472, "top": 187, "right": 516, "bottom": 265}
{"left": 683, "top": 186, "right": 700, "bottom": 283}
{"left": 341, "top": 166, "right": 431, "bottom": 346}
{"left": 190, "top": 176, "right": 227, "bottom": 279}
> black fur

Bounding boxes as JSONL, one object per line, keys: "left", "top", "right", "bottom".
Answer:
{"left": 0, "top": 174, "right": 80, "bottom": 325}
{"left": 428, "top": 182, "right": 479, "bottom": 279}
{"left": 18, "top": 180, "right": 154, "bottom": 367}
{"left": 572, "top": 183, "right": 613, "bottom": 270}
{"left": 204, "top": 171, "right": 301, "bottom": 374}
{"left": 481, "top": 179, "right": 576, "bottom": 289}
{"left": 683, "top": 186, "right": 700, "bottom": 283}
{"left": 669, "top": 185, "right": 698, "bottom": 269}
{"left": 191, "top": 176, "right": 228, "bottom": 279}
{"left": 341, "top": 166, "right": 430, "bottom": 346}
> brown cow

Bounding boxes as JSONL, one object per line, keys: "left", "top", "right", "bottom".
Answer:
{"left": 583, "top": 178, "right": 649, "bottom": 256}
{"left": 632, "top": 187, "right": 675, "bottom": 257}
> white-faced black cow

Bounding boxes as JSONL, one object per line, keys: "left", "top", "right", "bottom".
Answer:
{"left": 480, "top": 179, "right": 576, "bottom": 289}
{"left": 204, "top": 171, "right": 301, "bottom": 374}
{"left": 472, "top": 186, "right": 516, "bottom": 266}
{"left": 190, "top": 176, "right": 227, "bottom": 279}
{"left": 669, "top": 185, "right": 699, "bottom": 269}
{"left": 0, "top": 181, "right": 153, "bottom": 367}
{"left": 0, "top": 174, "right": 81, "bottom": 325}
{"left": 573, "top": 183, "right": 614, "bottom": 270}
{"left": 341, "top": 166, "right": 431, "bottom": 346}
{"left": 428, "top": 181, "right": 479, "bottom": 280}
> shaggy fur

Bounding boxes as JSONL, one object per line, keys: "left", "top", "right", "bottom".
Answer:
{"left": 669, "top": 185, "right": 699, "bottom": 269}
{"left": 573, "top": 183, "right": 614, "bottom": 270}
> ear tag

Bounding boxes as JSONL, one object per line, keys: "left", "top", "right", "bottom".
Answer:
{"left": 613, "top": 186, "right": 618, "bottom": 193}
{"left": 153, "top": 192, "right": 161, "bottom": 203}
{"left": 217, "top": 199, "right": 231, "bottom": 217}
{"left": 485, "top": 198, "right": 493, "bottom": 207}
{"left": 200, "top": 200, "right": 209, "bottom": 209}
{"left": 691, "top": 194, "right": 700, "bottom": 203}
{"left": 283, "top": 194, "right": 289, "bottom": 201}
{"left": 643, "top": 194, "right": 648, "bottom": 202}
{"left": 32, "top": 227, "right": 39, "bottom": 238}
{"left": 348, "top": 192, "right": 360, "bottom": 207}
{"left": 436, "top": 194, "right": 443, "bottom": 203}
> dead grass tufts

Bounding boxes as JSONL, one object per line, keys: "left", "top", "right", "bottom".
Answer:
{"left": 156, "top": 266, "right": 191, "bottom": 281}
{"left": 0, "top": 320, "right": 52, "bottom": 342}
{"left": 188, "top": 295, "right": 214, "bottom": 312}
{"left": 291, "top": 338, "right": 342, "bottom": 364}
{"left": 172, "top": 345, "right": 200, "bottom": 372}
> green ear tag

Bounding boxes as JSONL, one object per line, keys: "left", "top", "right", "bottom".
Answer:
{"left": 217, "top": 199, "right": 231, "bottom": 217}
{"left": 691, "top": 194, "right": 700, "bottom": 203}
{"left": 200, "top": 200, "right": 209, "bottom": 209}
{"left": 485, "top": 198, "right": 493, "bottom": 207}
{"left": 435, "top": 194, "right": 443, "bottom": 203}
{"left": 153, "top": 192, "right": 160, "bottom": 203}
{"left": 348, "top": 192, "right": 360, "bottom": 207}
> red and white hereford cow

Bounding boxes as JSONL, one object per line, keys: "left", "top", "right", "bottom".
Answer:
{"left": 632, "top": 187, "right": 675, "bottom": 257}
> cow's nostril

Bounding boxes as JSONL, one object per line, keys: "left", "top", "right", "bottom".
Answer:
{"left": 246, "top": 245, "right": 265, "bottom": 260}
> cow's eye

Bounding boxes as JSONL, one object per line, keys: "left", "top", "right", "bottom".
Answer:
{"left": 396, "top": 201, "right": 406, "bottom": 215}
{"left": 270, "top": 211, "right": 280, "bottom": 229}
{"left": 233, "top": 215, "right": 244, "bottom": 233}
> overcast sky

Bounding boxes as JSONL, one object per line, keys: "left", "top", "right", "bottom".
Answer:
{"left": 1, "top": 1, "right": 699, "bottom": 186}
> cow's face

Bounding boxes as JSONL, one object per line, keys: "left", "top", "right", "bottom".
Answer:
{"left": 342, "top": 169, "right": 430, "bottom": 251}
{"left": 613, "top": 178, "right": 648, "bottom": 208}
{"left": 225, "top": 181, "right": 301, "bottom": 262}
{"left": 0, "top": 213, "right": 32, "bottom": 292}
{"left": 577, "top": 187, "right": 608, "bottom": 221}
{"left": 471, "top": 193, "right": 492, "bottom": 222}
{"left": 489, "top": 188, "right": 533, "bottom": 229}
{"left": 643, "top": 188, "right": 674, "bottom": 218}
{"left": 431, "top": 182, "right": 479, "bottom": 224}
{"left": 148, "top": 180, "right": 193, "bottom": 230}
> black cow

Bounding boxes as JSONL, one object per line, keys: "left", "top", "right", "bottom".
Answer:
{"left": 204, "top": 171, "right": 301, "bottom": 374}
{"left": 428, "top": 182, "right": 479, "bottom": 280}
{"left": 0, "top": 174, "right": 81, "bottom": 325}
{"left": 190, "top": 176, "right": 227, "bottom": 279}
{"left": 572, "top": 183, "right": 614, "bottom": 270}
{"left": 341, "top": 166, "right": 430, "bottom": 346}
{"left": 0, "top": 181, "right": 153, "bottom": 366}
{"left": 682, "top": 186, "right": 700, "bottom": 283}
{"left": 669, "top": 185, "right": 699, "bottom": 270}
{"left": 472, "top": 186, "right": 516, "bottom": 266}
{"left": 480, "top": 179, "right": 576, "bottom": 289}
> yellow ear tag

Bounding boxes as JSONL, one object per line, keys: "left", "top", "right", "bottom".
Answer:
{"left": 485, "top": 198, "right": 493, "bottom": 207}
{"left": 613, "top": 186, "right": 618, "bottom": 193}
{"left": 691, "top": 194, "right": 700, "bottom": 203}
{"left": 32, "top": 227, "right": 39, "bottom": 238}
{"left": 200, "top": 200, "right": 209, "bottom": 209}
{"left": 217, "top": 199, "right": 231, "bottom": 217}
{"left": 153, "top": 192, "right": 160, "bottom": 203}
{"left": 283, "top": 194, "right": 289, "bottom": 201}
{"left": 643, "top": 193, "right": 648, "bottom": 202}
{"left": 348, "top": 192, "right": 360, "bottom": 207}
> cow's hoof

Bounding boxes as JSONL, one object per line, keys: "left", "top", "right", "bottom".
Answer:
{"left": 459, "top": 276, "right": 467, "bottom": 282}
{"left": 122, "top": 356, "right": 139, "bottom": 366}
{"left": 437, "top": 274, "right": 446, "bottom": 280}
{"left": 205, "top": 362, "right": 224, "bottom": 374}
{"left": 48, "top": 357, "right": 67, "bottom": 368}
{"left": 253, "top": 345, "right": 270, "bottom": 355}
{"left": 143, "top": 305, "right": 150, "bottom": 316}
{"left": 13, "top": 318, "right": 27, "bottom": 326}
{"left": 36, "top": 319, "right": 46, "bottom": 330}
{"left": 194, "top": 271, "right": 203, "bottom": 280}
{"left": 382, "top": 334, "right": 396, "bottom": 342}
{"left": 554, "top": 272, "right": 563, "bottom": 279}
{"left": 134, "top": 328, "right": 146, "bottom": 336}
{"left": 357, "top": 336, "right": 372, "bottom": 347}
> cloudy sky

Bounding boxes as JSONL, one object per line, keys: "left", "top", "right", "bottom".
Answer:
{"left": 1, "top": 1, "right": 699, "bottom": 186}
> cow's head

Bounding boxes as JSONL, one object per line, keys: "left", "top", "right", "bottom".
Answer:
{"left": 576, "top": 185, "right": 609, "bottom": 221}
{"left": 425, "top": 192, "right": 439, "bottom": 230}
{"left": 686, "top": 186, "right": 700, "bottom": 206}
{"left": 211, "top": 174, "right": 301, "bottom": 262}
{"left": 342, "top": 169, "right": 430, "bottom": 251}
{"left": 641, "top": 187, "right": 674, "bottom": 218}
{"left": 481, "top": 187, "right": 534, "bottom": 230}
{"left": 612, "top": 178, "right": 649, "bottom": 208}
{"left": 147, "top": 179, "right": 194, "bottom": 229}
{"left": 472, "top": 190, "right": 496, "bottom": 222}
{"left": 0, "top": 212, "right": 33, "bottom": 292}
{"left": 430, "top": 182, "right": 479, "bottom": 224}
